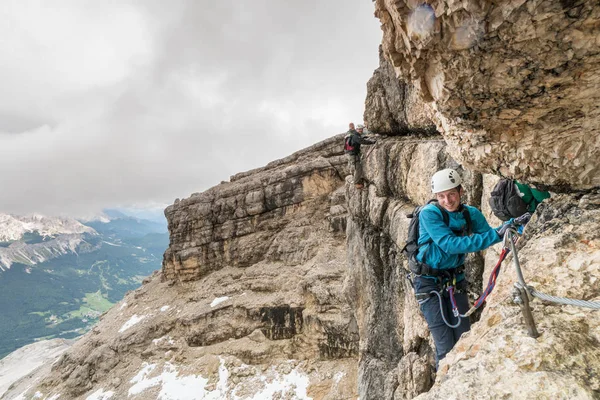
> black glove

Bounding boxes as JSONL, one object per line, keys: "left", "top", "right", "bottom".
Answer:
{"left": 514, "top": 212, "right": 531, "bottom": 226}
{"left": 496, "top": 221, "right": 516, "bottom": 237}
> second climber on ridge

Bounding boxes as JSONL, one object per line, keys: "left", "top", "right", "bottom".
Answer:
{"left": 411, "top": 168, "right": 530, "bottom": 369}
{"left": 344, "top": 122, "right": 376, "bottom": 189}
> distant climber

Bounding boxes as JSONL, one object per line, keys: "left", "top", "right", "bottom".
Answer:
{"left": 344, "top": 122, "right": 376, "bottom": 189}
{"left": 489, "top": 179, "right": 551, "bottom": 221}
{"left": 406, "top": 168, "right": 530, "bottom": 368}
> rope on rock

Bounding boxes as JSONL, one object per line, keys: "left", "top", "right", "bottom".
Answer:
{"left": 462, "top": 247, "right": 508, "bottom": 317}
{"left": 461, "top": 234, "right": 518, "bottom": 318}
{"left": 363, "top": 138, "right": 378, "bottom": 160}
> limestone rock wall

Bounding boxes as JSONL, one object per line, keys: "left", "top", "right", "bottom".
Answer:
{"left": 163, "top": 135, "right": 347, "bottom": 281}
{"left": 373, "top": 0, "right": 600, "bottom": 190}
{"left": 343, "top": 135, "right": 487, "bottom": 400}
{"left": 7, "top": 3, "right": 600, "bottom": 397}
{"left": 7, "top": 131, "right": 599, "bottom": 400}
{"left": 364, "top": 46, "right": 436, "bottom": 135}
{"left": 344, "top": 135, "right": 600, "bottom": 399}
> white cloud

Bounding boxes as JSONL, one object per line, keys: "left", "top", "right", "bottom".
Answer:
{"left": 0, "top": 0, "right": 153, "bottom": 124}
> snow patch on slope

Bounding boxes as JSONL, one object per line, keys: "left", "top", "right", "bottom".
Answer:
{"left": 119, "top": 314, "right": 147, "bottom": 333}
{"left": 86, "top": 388, "right": 114, "bottom": 400}
{"left": 210, "top": 296, "right": 229, "bottom": 307}
{"left": 126, "top": 359, "right": 311, "bottom": 400}
{"left": 0, "top": 339, "right": 71, "bottom": 399}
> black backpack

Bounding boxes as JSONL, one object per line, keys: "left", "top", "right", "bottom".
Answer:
{"left": 402, "top": 200, "right": 472, "bottom": 276}
{"left": 489, "top": 179, "right": 528, "bottom": 221}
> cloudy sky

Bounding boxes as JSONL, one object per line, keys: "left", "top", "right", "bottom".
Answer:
{"left": 0, "top": 0, "right": 382, "bottom": 217}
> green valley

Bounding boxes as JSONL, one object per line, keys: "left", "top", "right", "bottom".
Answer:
{"left": 0, "top": 216, "right": 169, "bottom": 359}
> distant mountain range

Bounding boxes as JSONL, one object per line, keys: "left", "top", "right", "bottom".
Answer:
{"left": 0, "top": 210, "right": 169, "bottom": 359}
{"left": 0, "top": 215, "right": 98, "bottom": 271}
{"left": 0, "top": 214, "right": 95, "bottom": 242}
{"left": 84, "top": 211, "right": 167, "bottom": 239}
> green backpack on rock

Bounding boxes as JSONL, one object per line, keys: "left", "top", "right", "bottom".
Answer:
{"left": 489, "top": 179, "right": 550, "bottom": 221}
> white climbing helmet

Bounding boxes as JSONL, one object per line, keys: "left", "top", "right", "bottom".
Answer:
{"left": 356, "top": 124, "right": 365, "bottom": 129}
{"left": 431, "top": 168, "right": 462, "bottom": 193}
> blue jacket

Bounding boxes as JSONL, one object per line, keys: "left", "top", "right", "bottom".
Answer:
{"left": 416, "top": 204, "right": 501, "bottom": 277}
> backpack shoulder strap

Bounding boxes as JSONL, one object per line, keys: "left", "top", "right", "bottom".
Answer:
{"left": 461, "top": 206, "right": 473, "bottom": 235}
{"left": 430, "top": 201, "right": 450, "bottom": 226}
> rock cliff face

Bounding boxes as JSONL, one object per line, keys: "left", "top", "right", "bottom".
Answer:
{"left": 348, "top": 1, "right": 600, "bottom": 399}
{"left": 5, "top": 136, "right": 360, "bottom": 400}
{"left": 162, "top": 138, "right": 347, "bottom": 282}
{"left": 373, "top": 0, "right": 600, "bottom": 190}
{"left": 9, "top": 133, "right": 598, "bottom": 400}
{"left": 363, "top": 47, "right": 436, "bottom": 135}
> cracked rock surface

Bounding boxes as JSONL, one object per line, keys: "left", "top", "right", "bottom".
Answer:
{"left": 373, "top": 0, "right": 600, "bottom": 190}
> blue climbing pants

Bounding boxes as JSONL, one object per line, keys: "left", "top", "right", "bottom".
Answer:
{"left": 415, "top": 276, "right": 471, "bottom": 369}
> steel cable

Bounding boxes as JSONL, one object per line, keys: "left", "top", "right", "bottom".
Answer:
{"left": 530, "top": 290, "right": 600, "bottom": 310}
{"left": 507, "top": 230, "right": 600, "bottom": 311}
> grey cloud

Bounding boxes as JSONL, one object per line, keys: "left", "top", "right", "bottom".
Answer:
{"left": 0, "top": 112, "right": 56, "bottom": 134}
{"left": 0, "top": 0, "right": 381, "bottom": 216}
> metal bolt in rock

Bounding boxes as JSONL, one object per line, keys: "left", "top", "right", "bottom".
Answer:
{"left": 513, "top": 282, "right": 540, "bottom": 339}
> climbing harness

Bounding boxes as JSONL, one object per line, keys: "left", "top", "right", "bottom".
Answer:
{"left": 415, "top": 231, "right": 519, "bottom": 328}
{"left": 410, "top": 216, "right": 600, "bottom": 334}
{"left": 428, "top": 228, "right": 600, "bottom": 332}
{"left": 416, "top": 272, "right": 468, "bottom": 329}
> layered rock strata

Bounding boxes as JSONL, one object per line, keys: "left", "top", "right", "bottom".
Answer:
{"left": 163, "top": 136, "right": 348, "bottom": 282}
{"left": 5, "top": 133, "right": 599, "bottom": 400}
{"left": 8, "top": 135, "right": 359, "bottom": 400}
{"left": 3, "top": 3, "right": 600, "bottom": 400}
{"left": 359, "top": 3, "right": 600, "bottom": 396}
{"left": 374, "top": 0, "right": 600, "bottom": 190}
